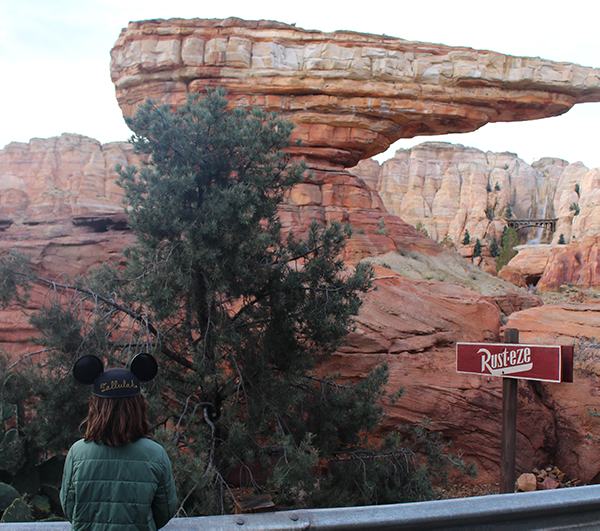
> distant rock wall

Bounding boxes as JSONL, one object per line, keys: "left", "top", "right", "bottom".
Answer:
{"left": 0, "top": 134, "right": 139, "bottom": 222}
{"left": 351, "top": 142, "right": 598, "bottom": 246}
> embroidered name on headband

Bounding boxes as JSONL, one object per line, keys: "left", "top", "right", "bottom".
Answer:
{"left": 99, "top": 379, "right": 139, "bottom": 393}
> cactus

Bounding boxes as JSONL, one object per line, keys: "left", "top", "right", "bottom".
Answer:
{"left": 2, "top": 429, "right": 17, "bottom": 446}
{"left": 0, "top": 482, "right": 19, "bottom": 511}
{"left": 0, "top": 498, "right": 32, "bottom": 522}
{"left": 40, "top": 485, "right": 62, "bottom": 516}
{"left": 0, "top": 429, "right": 24, "bottom": 476}
{"left": 0, "top": 403, "right": 16, "bottom": 424}
{"left": 29, "top": 494, "right": 51, "bottom": 519}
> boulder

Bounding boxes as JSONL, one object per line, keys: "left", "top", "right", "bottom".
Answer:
{"left": 536, "top": 236, "right": 600, "bottom": 291}
{"left": 516, "top": 473, "right": 537, "bottom": 492}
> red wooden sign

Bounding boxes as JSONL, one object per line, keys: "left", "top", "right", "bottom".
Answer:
{"left": 456, "top": 342, "right": 574, "bottom": 383}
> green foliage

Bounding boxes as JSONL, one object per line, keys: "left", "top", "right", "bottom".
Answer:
{"left": 439, "top": 234, "right": 456, "bottom": 250}
{"left": 570, "top": 202, "right": 580, "bottom": 216}
{"left": 494, "top": 182, "right": 501, "bottom": 191}
{"left": 485, "top": 206, "right": 494, "bottom": 221}
{"left": 558, "top": 234, "right": 566, "bottom": 245}
{"left": 0, "top": 253, "right": 34, "bottom": 309}
{"left": 461, "top": 229, "right": 471, "bottom": 245}
{"left": 0, "top": 90, "right": 472, "bottom": 516}
{"left": 309, "top": 422, "right": 475, "bottom": 508}
{"left": 505, "top": 205, "right": 513, "bottom": 219}
{"left": 415, "top": 221, "right": 429, "bottom": 238}
{"left": 489, "top": 238, "right": 500, "bottom": 258}
{"left": 1, "top": 497, "right": 32, "bottom": 522}
{"left": 473, "top": 239, "right": 482, "bottom": 258}
{"left": 0, "top": 352, "right": 68, "bottom": 521}
{"left": 0, "top": 483, "right": 19, "bottom": 511}
{"left": 496, "top": 226, "right": 519, "bottom": 271}
{"left": 376, "top": 217, "right": 387, "bottom": 235}
{"left": 486, "top": 182, "right": 492, "bottom": 193}
{"left": 575, "top": 183, "right": 580, "bottom": 196}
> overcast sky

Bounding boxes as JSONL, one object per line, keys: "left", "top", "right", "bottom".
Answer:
{"left": 1, "top": 0, "right": 599, "bottom": 168}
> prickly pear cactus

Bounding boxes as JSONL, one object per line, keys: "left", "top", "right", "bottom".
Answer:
{"left": 29, "top": 494, "right": 51, "bottom": 518}
{"left": 1, "top": 497, "right": 32, "bottom": 522}
{"left": 0, "top": 482, "right": 19, "bottom": 511}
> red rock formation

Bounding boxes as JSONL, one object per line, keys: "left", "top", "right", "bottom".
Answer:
{"left": 110, "top": 18, "right": 600, "bottom": 170}
{"left": 320, "top": 268, "right": 582, "bottom": 484}
{"left": 504, "top": 303, "right": 600, "bottom": 484}
{"left": 536, "top": 236, "right": 600, "bottom": 291}
{"left": 499, "top": 237, "right": 600, "bottom": 292}
{"left": 0, "top": 217, "right": 134, "bottom": 354}
{"left": 0, "top": 135, "right": 140, "bottom": 222}
{"left": 352, "top": 144, "right": 600, "bottom": 252}
{"left": 498, "top": 244, "right": 554, "bottom": 288}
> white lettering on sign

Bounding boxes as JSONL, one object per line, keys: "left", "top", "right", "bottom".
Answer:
{"left": 479, "top": 347, "right": 532, "bottom": 377}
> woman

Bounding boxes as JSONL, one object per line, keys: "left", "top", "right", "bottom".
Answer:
{"left": 60, "top": 354, "right": 177, "bottom": 530}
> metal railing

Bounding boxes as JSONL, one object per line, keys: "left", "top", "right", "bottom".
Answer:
{"left": 4, "top": 485, "right": 600, "bottom": 530}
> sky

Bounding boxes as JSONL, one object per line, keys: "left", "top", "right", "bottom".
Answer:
{"left": 1, "top": 0, "right": 599, "bottom": 168}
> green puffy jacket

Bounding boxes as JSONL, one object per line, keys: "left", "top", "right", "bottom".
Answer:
{"left": 60, "top": 438, "right": 178, "bottom": 530}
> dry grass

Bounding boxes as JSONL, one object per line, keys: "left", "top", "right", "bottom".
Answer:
{"left": 538, "top": 287, "right": 600, "bottom": 305}
{"left": 435, "top": 483, "right": 499, "bottom": 499}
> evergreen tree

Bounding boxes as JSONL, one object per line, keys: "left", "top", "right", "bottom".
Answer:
{"left": 461, "top": 229, "right": 471, "bottom": 245}
{"left": 558, "top": 234, "right": 566, "bottom": 245}
{"left": 1, "top": 91, "right": 472, "bottom": 516}
{"left": 473, "top": 239, "right": 482, "bottom": 258}
{"left": 496, "top": 226, "right": 519, "bottom": 271}
{"left": 489, "top": 238, "right": 500, "bottom": 258}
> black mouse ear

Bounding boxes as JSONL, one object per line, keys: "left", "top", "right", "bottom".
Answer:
{"left": 130, "top": 353, "right": 158, "bottom": 383}
{"left": 73, "top": 355, "right": 104, "bottom": 385}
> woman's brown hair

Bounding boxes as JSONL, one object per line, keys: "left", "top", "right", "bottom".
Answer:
{"left": 84, "top": 393, "right": 150, "bottom": 446}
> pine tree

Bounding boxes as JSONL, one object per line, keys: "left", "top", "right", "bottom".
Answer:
{"left": 489, "top": 238, "right": 500, "bottom": 258}
{"left": 461, "top": 229, "right": 471, "bottom": 245}
{"left": 496, "top": 226, "right": 520, "bottom": 271}
{"left": 1, "top": 91, "right": 472, "bottom": 516}
{"left": 473, "top": 239, "right": 482, "bottom": 258}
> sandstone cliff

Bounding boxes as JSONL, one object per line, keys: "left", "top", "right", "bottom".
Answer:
{"left": 110, "top": 18, "right": 600, "bottom": 170}
{"left": 0, "top": 134, "right": 139, "bottom": 222}
{"left": 108, "top": 17, "right": 600, "bottom": 294}
{"left": 504, "top": 302, "right": 600, "bottom": 484}
{"left": 351, "top": 142, "right": 598, "bottom": 247}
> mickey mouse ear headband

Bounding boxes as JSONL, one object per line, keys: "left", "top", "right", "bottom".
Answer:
{"left": 73, "top": 353, "right": 158, "bottom": 398}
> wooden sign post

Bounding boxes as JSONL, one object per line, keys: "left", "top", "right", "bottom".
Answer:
{"left": 501, "top": 328, "right": 519, "bottom": 494}
{"left": 456, "top": 329, "right": 573, "bottom": 493}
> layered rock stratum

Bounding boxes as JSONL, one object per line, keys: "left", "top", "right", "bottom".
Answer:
{"left": 0, "top": 134, "right": 139, "bottom": 221}
{"left": 110, "top": 18, "right": 600, "bottom": 170}
{"left": 108, "top": 16, "right": 600, "bottom": 293}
